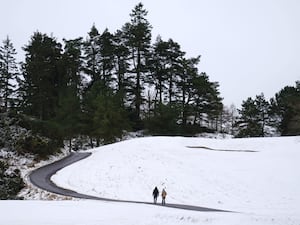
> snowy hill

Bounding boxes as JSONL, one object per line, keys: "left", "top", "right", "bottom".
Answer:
{"left": 52, "top": 137, "right": 300, "bottom": 215}
{"left": 1, "top": 136, "right": 300, "bottom": 225}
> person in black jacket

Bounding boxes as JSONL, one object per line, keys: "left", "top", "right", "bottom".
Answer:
{"left": 152, "top": 186, "right": 159, "bottom": 204}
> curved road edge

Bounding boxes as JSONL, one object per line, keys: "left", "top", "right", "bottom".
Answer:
{"left": 29, "top": 152, "right": 233, "bottom": 213}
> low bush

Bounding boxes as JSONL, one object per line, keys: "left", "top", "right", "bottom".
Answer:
{"left": 16, "top": 135, "right": 60, "bottom": 160}
{"left": 0, "top": 160, "right": 24, "bottom": 200}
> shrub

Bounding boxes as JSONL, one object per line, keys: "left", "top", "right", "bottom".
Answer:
{"left": 0, "top": 160, "right": 24, "bottom": 199}
{"left": 16, "top": 135, "right": 60, "bottom": 159}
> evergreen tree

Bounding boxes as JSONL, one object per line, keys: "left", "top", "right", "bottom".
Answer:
{"left": 145, "top": 102, "right": 180, "bottom": 135}
{"left": 190, "top": 72, "right": 222, "bottom": 129}
{"left": 56, "top": 38, "right": 83, "bottom": 150}
{"left": 149, "top": 36, "right": 170, "bottom": 105}
{"left": 272, "top": 81, "right": 300, "bottom": 135}
{"left": 147, "top": 37, "right": 186, "bottom": 111}
{"left": 149, "top": 37, "right": 184, "bottom": 107}
{"left": 83, "top": 25, "right": 101, "bottom": 82}
{"left": 122, "top": 2, "right": 152, "bottom": 123}
{"left": 178, "top": 57, "right": 201, "bottom": 127}
{"left": 190, "top": 72, "right": 211, "bottom": 125}
{"left": 113, "top": 29, "right": 130, "bottom": 106}
{"left": 20, "top": 32, "right": 63, "bottom": 120}
{"left": 147, "top": 36, "right": 222, "bottom": 134}
{"left": 236, "top": 94, "right": 271, "bottom": 137}
{"left": 82, "top": 26, "right": 120, "bottom": 135}
{"left": 82, "top": 80, "right": 128, "bottom": 145}
{"left": 81, "top": 80, "right": 100, "bottom": 147}
{"left": 236, "top": 97, "right": 261, "bottom": 137}
{"left": 0, "top": 37, "right": 19, "bottom": 111}
{"left": 92, "top": 91, "right": 129, "bottom": 144}
{"left": 255, "top": 93, "right": 271, "bottom": 136}
{"left": 99, "top": 28, "right": 115, "bottom": 89}
{"left": 205, "top": 81, "right": 223, "bottom": 132}
{"left": 164, "top": 39, "right": 185, "bottom": 104}
{"left": 62, "top": 38, "right": 83, "bottom": 93}
{"left": 83, "top": 26, "right": 115, "bottom": 91}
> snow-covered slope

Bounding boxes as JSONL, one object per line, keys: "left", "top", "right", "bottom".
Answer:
{"left": 52, "top": 136, "right": 300, "bottom": 217}
{"left": 3, "top": 200, "right": 297, "bottom": 225}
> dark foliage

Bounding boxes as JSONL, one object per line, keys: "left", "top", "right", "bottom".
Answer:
{"left": 235, "top": 94, "right": 272, "bottom": 137}
{"left": 145, "top": 103, "right": 180, "bottom": 135}
{"left": 0, "top": 160, "right": 24, "bottom": 199}
{"left": 16, "top": 134, "right": 60, "bottom": 159}
{"left": 0, "top": 36, "right": 19, "bottom": 111}
{"left": 272, "top": 82, "right": 300, "bottom": 135}
{"left": 1, "top": 3, "right": 224, "bottom": 147}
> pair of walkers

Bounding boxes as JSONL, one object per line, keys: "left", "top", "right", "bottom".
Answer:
{"left": 152, "top": 186, "right": 167, "bottom": 205}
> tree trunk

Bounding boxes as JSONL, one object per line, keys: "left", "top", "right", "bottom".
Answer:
{"left": 136, "top": 47, "right": 141, "bottom": 119}
{"left": 69, "top": 139, "right": 72, "bottom": 152}
{"left": 90, "top": 138, "right": 93, "bottom": 148}
{"left": 168, "top": 76, "right": 172, "bottom": 105}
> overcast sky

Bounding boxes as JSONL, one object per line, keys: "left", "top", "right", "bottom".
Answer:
{"left": 1, "top": 0, "right": 299, "bottom": 106}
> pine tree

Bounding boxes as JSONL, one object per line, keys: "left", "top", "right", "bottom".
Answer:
{"left": 122, "top": 2, "right": 152, "bottom": 123}
{"left": 83, "top": 25, "right": 101, "bottom": 82}
{"left": 148, "top": 36, "right": 170, "bottom": 105}
{"left": 235, "top": 94, "right": 271, "bottom": 137}
{"left": 20, "top": 32, "right": 63, "bottom": 120}
{"left": 206, "top": 81, "right": 223, "bottom": 131}
{"left": 145, "top": 102, "right": 180, "bottom": 135}
{"left": 82, "top": 80, "right": 129, "bottom": 146}
{"left": 56, "top": 38, "right": 83, "bottom": 150}
{"left": 146, "top": 36, "right": 186, "bottom": 131}
{"left": 148, "top": 37, "right": 184, "bottom": 106}
{"left": 190, "top": 72, "right": 211, "bottom": 126}
{"left": 99, "top": 28, "right": 115, "bottom": 89}
{"left": 255, "top": 93, "right": 271, "bottom": 136}
{"left": 236, "top": 97, "right": 261, "bottom": 137}
{"left": 0, "top": 37, "right": 19, "bottom": 111}
{"left": 176, "top": 56, "right": 200, "bottom": 127}
{"left": 113, "top": 29, "right": 130, "bottom": 106}
{"left": 84, "top": 27, "right": 116, "bottom": 91}
{"left": 273, "top": 81, "right": 300, "bottom": 135}
{"left": 92, "top": 91, "right": 129, "bottom": 144}
{"left": 81, "top": 80, "right": 100, "bottom": 147}
{"left": 164, "top": 39, "right": 185, "bottom": 104}
{"left": 190, "top": 72, "right": 222, "bottom": 130}
{"left": 62, "top": 37, "right": 83, "bottom": 92}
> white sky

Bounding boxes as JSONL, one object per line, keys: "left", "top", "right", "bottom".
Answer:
{"left": 1, "top": 0, "right": 299, "bottom": 106}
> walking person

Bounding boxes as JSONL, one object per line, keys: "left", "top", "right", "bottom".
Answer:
{"left": 161, "top": 188, "right": 167, "bottom": 205}
{"left": 152, "top": 186, "right": 159, "bottom": 204}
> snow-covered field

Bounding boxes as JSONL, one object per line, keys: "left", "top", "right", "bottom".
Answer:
{"left": 2, "top": 136, "right": 300, "bottom": 225}
{"left": 1, "top": 199, "right": 298, "bottom": 225}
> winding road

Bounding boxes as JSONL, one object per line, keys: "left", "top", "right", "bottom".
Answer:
{"left": 29, "top": 152, "right": 232, "bottom": 212}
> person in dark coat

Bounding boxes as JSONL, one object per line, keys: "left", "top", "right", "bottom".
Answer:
{"left": 152, "top": 186, "right": 159, "bottom": 204}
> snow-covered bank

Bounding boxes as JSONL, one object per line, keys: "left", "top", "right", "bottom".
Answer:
{"left": 52, "top": 136, "right": 300, "bottom": 218}
{"left": 1, "top": 200, "right": 299, "bottom": 225}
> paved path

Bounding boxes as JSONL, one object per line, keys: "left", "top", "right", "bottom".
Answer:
{"left": 29, "top": 152, "right": 232, "bottom": 212}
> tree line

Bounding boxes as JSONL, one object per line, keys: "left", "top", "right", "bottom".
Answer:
{"left": 235, "top": 83, "right": 300, "bottom": 137}
{"left": 0, "top": 3, "right": 223, "bottom": 147}
{"left": 0, "top": 3, "right": 299, "bottom": 153}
